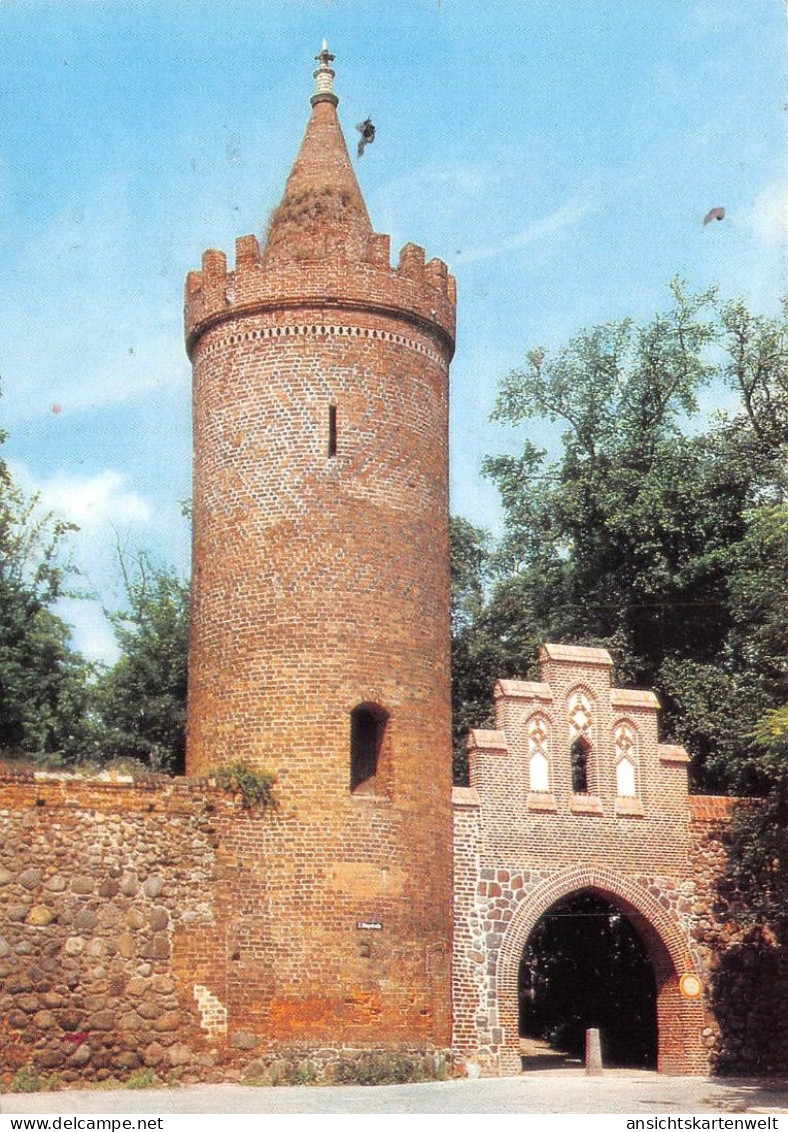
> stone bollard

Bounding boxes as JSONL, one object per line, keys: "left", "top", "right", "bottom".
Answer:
{"left": 585, "top": 1027, "right": 603, "bottom": 1075}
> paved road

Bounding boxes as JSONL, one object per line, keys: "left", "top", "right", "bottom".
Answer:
{"left": 2, "top": 1071, "right": 787, "bottom": 1114}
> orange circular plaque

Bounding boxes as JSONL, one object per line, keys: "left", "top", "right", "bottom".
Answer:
{"left": 679, "top": 973, "right": 702, "bottom": 999}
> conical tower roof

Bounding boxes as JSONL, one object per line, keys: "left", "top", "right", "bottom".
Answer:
{"left": 262, "top": 44, "right": 373, "bottom": 266}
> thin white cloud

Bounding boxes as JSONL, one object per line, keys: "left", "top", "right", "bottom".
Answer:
{"left": 370, "top": 163, "right": 509, "bottom": 253}
{"left": 28, "top": 468, "right": 152, "bottom": 528}
{"left": 711, "top": 176, "right": 788, "bottom": 311}
{"left": 461, "top": 195, "right": 597, "bottom": 265}
{"left": 744, "top": 178, "right": 788, "bottom": 246}
{"left": 0, "top": 173, "right": 191, "bottom": 423}
{"left": 381, "top": 166, "right": 503, "bottom": 199}
{"left": 691, "top": 3, "right": 745, "bottom": 31}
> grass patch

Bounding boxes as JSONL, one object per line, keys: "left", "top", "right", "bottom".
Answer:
{"left": 333, "top": 1051, "right": 445, "bottom": 1086}
{"left": 126, "top": 1067, "right": 158, "bottom": 1089}
{"left": 9, "top": 1066, "right": 62, "bottom": 1094}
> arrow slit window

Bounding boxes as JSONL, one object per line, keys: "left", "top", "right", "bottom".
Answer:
{"left": 328, "top": 404, "right": 337, "bottom": 457}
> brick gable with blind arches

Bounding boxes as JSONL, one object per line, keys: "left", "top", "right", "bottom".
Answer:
{"left": 452, "top": 644, "right": 709, "bottom": 1075}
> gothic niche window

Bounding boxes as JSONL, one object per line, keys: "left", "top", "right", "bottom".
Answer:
{"left": 528, "top": 715, "right": 551, "bottom": 793}
{"left": 570, "top": 735, "right": 591, "bottom": 794}
{"left": 350, "top": 703, "right": 388, "bottom": 794}
{"left": 614, "top": 721, "right": 638, "bottom": 797}
{"left": 567, "top": 690, "right": 594, "bottom": 794}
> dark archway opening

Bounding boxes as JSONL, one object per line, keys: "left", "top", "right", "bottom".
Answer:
{"left": 518, "top": 891, "right": 658, "bottom": 1069}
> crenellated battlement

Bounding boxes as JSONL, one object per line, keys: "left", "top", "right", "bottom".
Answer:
{"left": 184, "top": 230, "right": 456, "bottom": 359}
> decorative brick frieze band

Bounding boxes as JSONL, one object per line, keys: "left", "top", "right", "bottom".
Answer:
{"left": 195, "top": 319, "right": 448, "bottom": 370}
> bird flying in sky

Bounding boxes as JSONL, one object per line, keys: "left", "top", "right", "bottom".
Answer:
{"left": 703, "top": 207, "right": 725, "bottom": 225}
{"left": 356, "top": 118, "right": 375, "bottom": 157}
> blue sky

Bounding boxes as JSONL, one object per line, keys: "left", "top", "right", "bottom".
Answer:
{"left": 1, "top": 0, "right": 786, "bottom": 662}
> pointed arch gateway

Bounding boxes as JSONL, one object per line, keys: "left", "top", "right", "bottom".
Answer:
{"left": 496, "top": 867, "right": 706, "bottom": 1075}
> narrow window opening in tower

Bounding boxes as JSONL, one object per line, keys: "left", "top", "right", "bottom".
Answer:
{"left": 350, "top": 703, "right": 388, "bottom": 793}
{"left": 328, "top": 404, "right": 337, "bottom": 457}
{"left": 570, "top": 735, "right": 591, "bottom": 794}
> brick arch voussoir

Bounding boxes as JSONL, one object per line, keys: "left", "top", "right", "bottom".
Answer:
{"left": 566, "top": 682, "right": 597, "bottom": 703}
{"left": 498, "top": 866, "right": 696, "bottom": 1005}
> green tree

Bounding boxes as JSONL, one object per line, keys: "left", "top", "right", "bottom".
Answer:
{"left": 467, "top": 282, "right": 788, "bottom": 792}
{"left": 96, "top": 550, "right": 189, "bottom": 773}
{"left": 715, "top": 700, "right": 788, "bottom": 930}
{"left": 720, "top": 297, "right": 788, "bottom": 454}
{"left": 659, "top": 502, "right": 788, "bottom": 793}
{"left": 451, "top": 514, "right": 549, "bottom": 782}
{"left": 660, "top": 298, "right": 788, "bottom": 790}
{"left": 0, "top": 429, "right": 95, "bottom": 765}
{"left": 451, "top": 516, "right": 495, "bottom": 781}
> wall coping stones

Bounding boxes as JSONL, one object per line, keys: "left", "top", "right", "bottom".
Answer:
{"left": 467, "top": 730, "right": 508, "bottom": 753}
{"left": 526, "top": 792, "right": 558, "bottom": 812}
{"left": 539, "top": 643, "right": 613, "bottom": 666}
{"left": 658, "top": 744, "right": 691, "bottom": 765}
{"left": 452, "top": 786, "right": 480, "bottom": 808}
{"left": 568, "top": 794, "right": 604, "bottom": 815}
{"left": 611, "top": 688, "right": 661, "bottom": 709}
{"left": 615, "top": 796, "right": 646, "bottom": 817}
{"left": 494, "top": 680, "right": 553, "bottom": 702}
{"left": 688, "top": 795, "right": 742, "bottom": 821}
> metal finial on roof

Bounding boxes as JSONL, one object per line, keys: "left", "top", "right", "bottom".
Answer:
{"left": 312, "top": 41, "right": 337, "bottom": 106}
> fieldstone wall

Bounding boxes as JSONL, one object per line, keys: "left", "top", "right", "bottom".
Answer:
{"left": 0, "top": 766, "right": 452, "bottom": 1088}
{"left": 688, "top": 797, "right": 788, "bottom": 1077}
{"left": 0, "top": 768, "right": 221, "bottom": 1086}
{"left": 1, "top": 769, "right": 785, "bottom": 1086}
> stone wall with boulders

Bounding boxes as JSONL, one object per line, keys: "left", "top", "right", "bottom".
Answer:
{"left": 1, "top": 766, "right": 784, "bottom": 1087}
{"left": 0, "top": 767, "right": 221, "bottom": 1086}
{"left": 0, "top": 766, "right": 452, "bottom": 1088}
{"left": 688, "top": 796, "right": 788, "bottom": 1077}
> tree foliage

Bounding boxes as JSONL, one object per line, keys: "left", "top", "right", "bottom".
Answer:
{"left": 450, "top": 516, "right": 501, "bottom": 780}
{"left": 453, "top": 283, "right": 788, "bottom": 798}
{"left": 0, "top": 423, "right": 96, "bottom": 765}
{"left": 95, "top": 550, "right": 189, "bottom": 773}
{"left": 723, "top": 705, "right": 788, "bottom": 922}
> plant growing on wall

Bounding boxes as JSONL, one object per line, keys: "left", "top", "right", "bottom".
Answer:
{"left": 214, "top": 761, "right": 278, "bottom": 811}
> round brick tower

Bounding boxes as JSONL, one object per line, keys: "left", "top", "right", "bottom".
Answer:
{"left": 184, "top": 45, "right": 455, "bottom": 1052}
